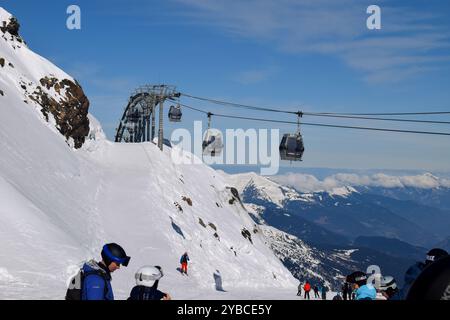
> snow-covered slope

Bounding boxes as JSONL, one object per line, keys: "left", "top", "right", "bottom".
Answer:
{"left": 0, "top": 8, "right": 298, "bottom": 299}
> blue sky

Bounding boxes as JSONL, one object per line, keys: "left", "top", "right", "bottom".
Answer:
{"left": 3, "top": 0, "right": 450, "bottom": 172}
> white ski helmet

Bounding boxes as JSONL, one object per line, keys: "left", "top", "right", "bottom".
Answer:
{"left": 380, "top": 276, "right": 397, "bottom": 291}
{"left": 135, "top": 265, "right": 163, "bottom": 287}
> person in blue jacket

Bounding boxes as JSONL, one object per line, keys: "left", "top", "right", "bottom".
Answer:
{"left": 355, "top": 283, "right": 377, "bottom": 300}
{"left": 82, "top": 243, "right": 130, "bottom": 300}
{"left": 346, "top": 271, "right": 376, "bottom": 301}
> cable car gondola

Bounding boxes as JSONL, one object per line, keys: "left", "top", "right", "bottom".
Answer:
{"left": 202, "top": 113, "right": 223, "bottom": 157}
{"left": 279, "top": 133, "right": 304, "bottom": 161}
{"left": 279, "top": 112, "right": 305, "bottom": 161}
{"left": 168, "top": 105, "right": 182, "bottom": 122}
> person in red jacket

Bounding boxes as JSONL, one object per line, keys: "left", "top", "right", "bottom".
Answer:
{"left": 303, "top": 281, "right": 311, "bottom": 300}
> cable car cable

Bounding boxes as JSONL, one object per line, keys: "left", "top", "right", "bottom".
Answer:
{"left": 177, "top": 102, "right": 450, "bottom": 136}
{"left": 181, "top": 93, "right": 450, "bottom": 120}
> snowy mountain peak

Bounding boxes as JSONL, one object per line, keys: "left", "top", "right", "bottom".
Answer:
{"left": 327, "top": 186, "right": 358, "bottom": 198}
{"left": 228, "top": 172, "right": 303, "bottom": 207}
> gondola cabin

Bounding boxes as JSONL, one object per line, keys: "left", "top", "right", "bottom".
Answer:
{"left": 168, "top": 105, "right": 182, "bottom": 122}
{"left": 202, "top": 129, "right": 224, "bottom": 157}
{"left": 279, "top": 133, "right": 304, "bottom": 161}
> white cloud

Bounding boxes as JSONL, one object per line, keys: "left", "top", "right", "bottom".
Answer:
{"left": 273, "top": 172, "right": 450, "bottom": 192}
{"left": 173, "top": 0, "right": 450, "bottom": 82}
{"left": 234, "top": 66, "right": 280, "bottom": 85}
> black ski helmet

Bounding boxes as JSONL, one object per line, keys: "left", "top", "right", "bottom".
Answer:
{"left": 425, "top": 248, "right": 448, "bottom": 265}
{"left": 101, "top": 243, "right": 130, "bottom": 267}
{"left": 407, "top": 255, "right": 450, "bottom": 300}
{"left": 346, "top": 271, "right": 368, "bottom": 287}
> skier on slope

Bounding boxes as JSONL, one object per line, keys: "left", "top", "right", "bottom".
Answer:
{"left": 296, "top": 282, "right": 302, "bottom": 297}
{"left": 303, "top": 281, "right": 311, "bottom": 300}
{"left": 180, "top": 252, "right": 190, "bottom": 275}
{"left": 401, "top": 248, "right": 448, "bottom": 299}
{"left": 128, "top": 266, "right": 172, "bottom": 300}
{"left": 66, "top": 243, "right": 130, "bottom": 300}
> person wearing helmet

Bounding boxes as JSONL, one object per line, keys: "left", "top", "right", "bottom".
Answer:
{"left": 346, "top": 271, "right": 376, "bottom": 300}
{"left": 128, "top": 266, "right": 172, "bottom": 300}
{"left": 378, "top": 276, "right": 401, "bottom": 300}
{"left": 81, "top": 243, "right": 130, "bottom": 300}
{"left": 406, "top": 255, "right": 450, "bottom": 300}
{"left": 425, "top": 248, "right": 448, "bottom": 266}
{"left": 400, "top": 248, "right": 448, "bottom": 299}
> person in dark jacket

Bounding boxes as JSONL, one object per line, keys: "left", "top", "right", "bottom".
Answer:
{"left": 401, "top": 248, "right": 448, "bottom": 298}
{"left": 342, "top": 282, "right": 349, "bottom": 300}
{"left": 333, "top": 293, "right": 343, "bottom": 300}
{"left": 82, "top": 243, "right": 130, "bottom": 300}
{"left": 313, "top": 285, "right": 320, "bottom": 298}
{"left": 406, "top": 255, "right": 450, "bottom": 300}
{"left": 180, "top": 252, "right": 190, "bottom": 275}
{"left": 128, "top": 266, "right": 171, "bottom": 300}
{"left": 379, "top": 276, "right": 401, "bottom": 300}
{"left": 321, "top": 285, "right": 328, "bottom": 300}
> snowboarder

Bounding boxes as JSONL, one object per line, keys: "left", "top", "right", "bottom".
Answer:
{"left": 346, "top": 271, "right": 376, "bottom": 300}
{"left": 66, "top": 243, "right": 130, "bottom": 300}
{"left": 303, "top": 281, "right": 311, "bottom": 300}
{"left": 180, "top": 252, "right": 190, "bottom": 275}
{"left": 297, "top": 282, "right": 302, "bottom": 296}
{"left": 313, "top": 285, "right": 320, "bottom": 298}
{"left": 401, "top": 248, "right": 448, "bottom": 298}
{"left": 128, "top": 265, "right": 171, "bottom": 300}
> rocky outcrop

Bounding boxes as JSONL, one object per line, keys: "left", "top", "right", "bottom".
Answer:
{"left": 1, "top": 11, "right": 90, "bottom": 148}
{"left": 1, "top": 15, "right": 24, "bottom": 43}
{"left": 28, "top": 77, "right": 90, "bottom": 149}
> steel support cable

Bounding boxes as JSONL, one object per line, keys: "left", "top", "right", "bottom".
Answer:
{"left": 181, "top": 93, "right": 450, "bottom": 120}
{"left": 177, "top": 102, "right": 450, "bottom": 136}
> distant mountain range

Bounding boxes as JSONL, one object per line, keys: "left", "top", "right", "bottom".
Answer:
{"left": 227, "top": 172, "right": 450, "bottom": 289}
